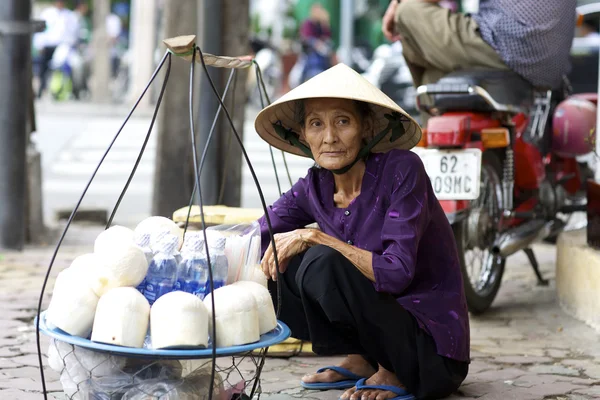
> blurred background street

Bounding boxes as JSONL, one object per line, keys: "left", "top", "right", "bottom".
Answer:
{"left": 1, "top": 0, "right": 600, "bottom": 399}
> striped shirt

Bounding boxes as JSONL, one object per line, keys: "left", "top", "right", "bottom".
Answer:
{"left": 473, "top": 0, "right": 577, "bottom": 89}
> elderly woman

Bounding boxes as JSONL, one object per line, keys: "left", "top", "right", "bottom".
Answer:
{"left": 255, "top": 64, "right": 469, "bottom": 400}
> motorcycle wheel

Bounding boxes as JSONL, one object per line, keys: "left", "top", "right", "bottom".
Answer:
{"left": 453, "top": 152, "right": 506, "bottom": 314}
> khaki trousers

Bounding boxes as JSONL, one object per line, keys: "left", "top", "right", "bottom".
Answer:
{"left": 394, "top": 0, "right": 508, "bottom": 87}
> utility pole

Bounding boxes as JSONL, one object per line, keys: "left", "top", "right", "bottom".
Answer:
{"left": 91, "top": 0, "right": 111, "bottom": 103}
{"left": 128, "top": 0, "right": 158, "bottom": 106}
{"left": 152, "top": 0, "right": 198, "bottom": 217}
{"left": 0, "top": 1, "right": 33, "bottom": 250}
{"left": 339, "top": 0, "right": 355, "bottom": 66}
{"left": 197, "top": 0, "right": 223, "bottom": 206}
{"left": 198, "top": 0, "right": 250, "bottom": 207}
{"left": 218, "top": 0, "right": 250, "bottom": 206}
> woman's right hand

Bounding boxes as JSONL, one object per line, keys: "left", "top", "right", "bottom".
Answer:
{"left": 261, "top": 229, "right": 316, "bottom": 281}
{"left": 382, "top": 0, "right": 402, "bottom": 42}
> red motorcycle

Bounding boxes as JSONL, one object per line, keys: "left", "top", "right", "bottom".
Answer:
{"left": 413, "top": 69, "right": 597, "bottom": 313}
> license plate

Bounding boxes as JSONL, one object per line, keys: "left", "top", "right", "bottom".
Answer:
{"left": 412, "top": 148, "right": 482, "bottom": 200}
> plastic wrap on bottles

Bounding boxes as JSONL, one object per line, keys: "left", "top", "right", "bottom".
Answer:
{"left": 121, "top": 366, "right": 225, "bottom": 400}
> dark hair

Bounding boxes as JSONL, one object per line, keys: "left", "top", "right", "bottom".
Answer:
{"left": 294, "top": 99, "right": 374, "bottom": 127}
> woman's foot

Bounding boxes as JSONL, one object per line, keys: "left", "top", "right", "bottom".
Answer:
{"left": 341, "top": 366, "right": 406, "bottom": 400}
{"left": 301, "top": 354, "right": 376, "bottom": 385}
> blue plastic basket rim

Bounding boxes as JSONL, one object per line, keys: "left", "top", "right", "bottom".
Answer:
{"left": 36, "top": 311, "right": 290, "bottom": 359}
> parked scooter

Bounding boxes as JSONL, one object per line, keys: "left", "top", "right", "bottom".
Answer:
{"left": 247, "top": 37, "right": 282, "bottom": 108}
{"left": 362, "top": 42, "right": 418, "bottom": 120}
{"left": 414, "top": 70, "right": 597, "bottom": 313}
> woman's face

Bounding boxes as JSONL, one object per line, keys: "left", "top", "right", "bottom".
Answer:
{"left": 301, "top": 98, "right": 368, "bottom": 171}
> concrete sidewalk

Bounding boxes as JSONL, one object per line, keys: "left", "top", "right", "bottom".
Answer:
{"left": 0, "top": 224, "right": 599, "bottom": 399}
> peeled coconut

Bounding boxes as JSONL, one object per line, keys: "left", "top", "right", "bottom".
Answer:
{"left": 92, "top": 243, "right": 148, "bottom": 297}
{"left": 46, "top": 267, "right": 100, "bottom": 337}
{"left": 135, "top": 216, "right": 183, "bottom": 250}
{"left": 239, "top": 265, "right": 268, "bottom": 288}
{"left": 94, "top": 225, "right": 135, "bottom": 253}
{"left": 203, "top": 285, "right": 259, "bottom": 347}
{"left": 91, "top": 287, "right": 150, "bottom": 348}
{"left": 151, "top": 291, "right": 209, "bottom": 349}
{"left": 233, "top": 281, "right": 276, "bottom": 335}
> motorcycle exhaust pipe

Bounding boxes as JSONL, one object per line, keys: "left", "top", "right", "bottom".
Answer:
{"left": 492, "top": 219, "right": 553, "bottom": 258}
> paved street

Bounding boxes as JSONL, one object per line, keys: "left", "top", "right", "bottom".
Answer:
{"left": 0, "top": 223, "right": 599, "bottom": 399}
{"left": 35, "top": 101, "right": 313, "bottom": 228}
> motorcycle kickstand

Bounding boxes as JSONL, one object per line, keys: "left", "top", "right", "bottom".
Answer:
{"left": 523, "top": 248, "right": 549, "bottom": 286}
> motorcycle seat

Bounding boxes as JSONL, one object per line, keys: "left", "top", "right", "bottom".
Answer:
{"left": 417, "top": 69, "right": 534, "bottom": 114}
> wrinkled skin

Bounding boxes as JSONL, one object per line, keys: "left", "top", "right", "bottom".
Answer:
{"left": 300, "top": 98, "right": 371, "bottom": 171}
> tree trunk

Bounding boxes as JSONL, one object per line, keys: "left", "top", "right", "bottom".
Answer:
{"left": 152, "top": 0, "right": 249, "bottom": 218}
{"left": 152, "top": 0, "right": 198, "bottom": 217}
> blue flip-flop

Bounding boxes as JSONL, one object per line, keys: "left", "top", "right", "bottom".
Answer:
{"left": 354, "top": 378, "right": 416, "bottom": 400}
{"left": 300, "top": 366, "right": 365, "bottom": 390}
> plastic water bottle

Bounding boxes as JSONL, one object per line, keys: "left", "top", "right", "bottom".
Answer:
{"left": 144, "top": 234, "right": 178, "bottom": 305}
{"left": 206, "top": 231, "right": 228, "bottom": 292}
{"left": 134, "top": 233, "right": 154, "bottom": 295}
{"left": 174, "top": 234, "right": 209, "bottom": 299}
{"left": 150, "top": 228, "right": 182, "bottom": 265}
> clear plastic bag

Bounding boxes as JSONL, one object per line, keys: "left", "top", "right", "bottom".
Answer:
{"left": 121, "top": 366, "right": 226, "bottom": 400}
{"left": 201, "top": 222, "right": 263, "bottom": 286}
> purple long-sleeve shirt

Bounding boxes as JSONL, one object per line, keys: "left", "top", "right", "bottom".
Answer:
{"left": 259, "top": 150, "right": 470, "bottom": 362}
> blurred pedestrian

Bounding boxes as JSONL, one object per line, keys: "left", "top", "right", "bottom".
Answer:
{"left": 382, "top": 0, "right": 577, "bottom": 90}
{"left": 293, "top": 3, "right": 333, "bottom": 85}
{"left": 35, "top": 0, "right": 79, "bottom": 98}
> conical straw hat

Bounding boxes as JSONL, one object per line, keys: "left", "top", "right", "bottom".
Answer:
{"left": 254, "top": 63, "right": 421, "bottom": 158}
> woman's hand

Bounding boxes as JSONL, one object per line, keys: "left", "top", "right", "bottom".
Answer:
{"left": 382, "top": 0, "right": 402, "bottom": 42}
{"left": 261, "top": 229, "right": 318, "bottom": 281}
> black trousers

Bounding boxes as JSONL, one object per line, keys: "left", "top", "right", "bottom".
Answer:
{"left": 38, "top": 46, "right": 57, "bottom": 98}
{"left": 268, "top": 245, "right": 468, "bottom": 400}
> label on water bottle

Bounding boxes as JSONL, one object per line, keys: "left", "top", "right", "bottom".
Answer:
{"left": 144, "top": 283, "right": 157, "bottom": 303}
{"left": 174, "top": 280, "right": 184, "bottom": 291}
{"left": 136, "top": 278, "right": 146, "bottom": 294}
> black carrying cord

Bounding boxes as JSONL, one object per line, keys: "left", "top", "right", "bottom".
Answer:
{"left": 195, "top": 46, "right": 284, "bottom": 399}
{"left": 35, "top": 47, "right": 285, "bottom": 400}
{"left": 182, "top": 68, "right": 238, "bottom": 240}
{"left": 217, "top": 72, "right": 239, "bottom": 205}
{"left": 186, "top": 47, "right": 220, "bottom": 400}
{"left": 253, "top": 63, "right": 293, "bottom": 188}
{"left": 35, "top": 51, "right": 173, "bottom": 399}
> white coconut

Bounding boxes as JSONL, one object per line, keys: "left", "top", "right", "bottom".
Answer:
{"left": 150, "top": 291, "right": 209, "bottom": 349}
{"left": 94, "top": 225, "right": 135, "bottom": 253}
{"left": 92, "top": 243, "right": 148, "bottom": 297}
{"left": 135, "top": 216, "right": 183, "bottom": 250}
{"left": 203, "top": 285, "right": 259, "bottom": 347}
{"left": 239, "top": 265, "right": 268, "bottom": 288}
{"left": 232, "top": 281, "right": 276, "bottom": 335}
{"left": 46, "top": 267, "right": 100, "bottom": 337}
{"left": 91, "top": 287, "right": 150, "bottom": 348}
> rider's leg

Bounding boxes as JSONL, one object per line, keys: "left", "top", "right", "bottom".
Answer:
{"left": 393, "top": 0, "right": 507, "bottom": 87}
